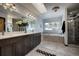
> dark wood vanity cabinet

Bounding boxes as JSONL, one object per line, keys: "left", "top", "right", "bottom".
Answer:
{"left": 1, "top": 44, "right": 14, "bottom": 56}
{"left": 15, "top": 39, "right": 25, "bottom": 56}
{"left": 31, "top": 34, "right": 41, "bottom": 49}
{"left": 24, "top": 35, "right": 32, "bottom": 54}
{"left": 0, "top": 33, "right": 41, "bottom": 56}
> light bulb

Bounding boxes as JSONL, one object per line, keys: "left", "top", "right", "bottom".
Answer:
{"left": 3, "top": 5, "right": 7, "bottom": 9}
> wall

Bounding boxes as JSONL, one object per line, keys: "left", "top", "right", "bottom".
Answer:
{"left": 0, "top": 12, "right": 6, "bottom": 18}
{"left": 63, "top": 8, "right": 68, "bottom": 45}
{"left": 27, "top": 18, "right": 43, "bottom": 32}
{"left": 43, "top": 16, "right": 63, "bottom": 36}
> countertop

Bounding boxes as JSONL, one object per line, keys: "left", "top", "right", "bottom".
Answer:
{"left": 0, "top": 32, "right": 41, "bottom": 40}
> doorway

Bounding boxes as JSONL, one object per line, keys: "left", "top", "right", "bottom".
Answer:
{"left": 0, "top": 17, "right": 5, "bottom": 32}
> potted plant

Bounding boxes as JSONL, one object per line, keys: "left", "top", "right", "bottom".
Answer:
{"left": 16, "top": 20, "right": 29, "bottom": 32}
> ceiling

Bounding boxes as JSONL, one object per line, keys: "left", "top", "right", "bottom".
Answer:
{"left": 19, "top": 3, "right": 47, "bottom": 17}
{"left": 38, "top": 3, "right": 79, "bottom": 19}
{"left": 0, "top": 3, "right": 46, "bottom": 19}
{"left": 0, "top": 4, "right": 26, "bottom": 19}
{"left": 18, "top": 3, "right": 40, "bottom": 17}
{"left": 0, "top": 3, "right": 79, "bottom": 19}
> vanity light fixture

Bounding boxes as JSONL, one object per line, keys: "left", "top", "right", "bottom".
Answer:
{"left": 26, "top": 13, "right": 36, "bottom": 20}
{"left": 0, "top": 3, "right": 16, "bottom": 11}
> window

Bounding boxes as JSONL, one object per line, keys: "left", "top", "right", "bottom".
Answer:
{"left": 44, "top": 22, "right": 61, "bottom": 31}
{"left": 44, "top": 21, "right": 62, "bottom": 34}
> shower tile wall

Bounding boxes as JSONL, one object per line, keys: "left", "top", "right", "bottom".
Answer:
{"left": 74, "top": 17, "right": 79, "bottom": 44}
{"left": 68, "top": 19, "right": 75, "bottom": 44}
{"left": 68, "top": 17, "right": 79, "bottom": 44}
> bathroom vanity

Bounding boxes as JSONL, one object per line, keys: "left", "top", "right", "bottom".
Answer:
{"left": 0, "top": 32, "right": 41, "bottom": 56}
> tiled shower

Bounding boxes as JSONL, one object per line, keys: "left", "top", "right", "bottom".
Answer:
{"left": 68, "top": 17, "right": 79, "bottom": 45}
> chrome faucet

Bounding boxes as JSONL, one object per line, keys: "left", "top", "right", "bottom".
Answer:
{"left": 2, "top": 31, "right": 4, "bottom": 35}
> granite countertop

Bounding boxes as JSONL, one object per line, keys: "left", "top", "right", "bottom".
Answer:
{"left": 0, "top": 32, "right": 41, "bottom": 40}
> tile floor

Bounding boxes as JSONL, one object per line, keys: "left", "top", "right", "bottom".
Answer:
{"left": 26, "top": 36, "right": 79, "bottom": 56}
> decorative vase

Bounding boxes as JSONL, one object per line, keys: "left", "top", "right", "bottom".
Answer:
{"left": 24, "top": 26, "right": 27, "bottom": 33}
{"left": 17, "top": 22, "right": 28, "bottom": 32}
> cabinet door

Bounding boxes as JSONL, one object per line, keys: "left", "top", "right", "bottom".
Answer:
{"left": 24, "top": 36, "right": 31, "bottom": 54}
{"left": 33, "top": 34, "right": 38, "bottom": 47}
{"left": 34, "top": 33, "right": 41, "bottom": 47}
{"left": 1, "top": 45, "right": 13, "bottom": 56}
{"left": 31, "top": 34, "right": 35, "bottom": 49}
{"left": 38, "top": 33, "right": 41, "bottom": 44}
{"left": 31, "top": 33, "right": 41, "bottom": 49}
{"left": 15, "top": 39, "right": 25, "bottom": 56}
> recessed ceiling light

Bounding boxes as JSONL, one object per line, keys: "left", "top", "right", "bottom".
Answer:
{"left": 52, "top": 6, "right": 60, "bottom": 12}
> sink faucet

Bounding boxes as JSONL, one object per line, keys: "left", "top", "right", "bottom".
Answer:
{"left": 2, "top": 31, "right": 4, "bottom": 35}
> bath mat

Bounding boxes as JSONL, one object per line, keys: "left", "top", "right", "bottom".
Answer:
{"left": 36, "top": 49, "right": 56, "bottom": 56}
